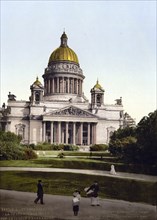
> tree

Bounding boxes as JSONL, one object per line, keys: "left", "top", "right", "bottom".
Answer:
{"left": 110, "top": 127, "right": 136, "bottom": 141}
{"left": 109, "top": 132, "right": 138, "bottom": 162}
{"left": 109, "top": 110, "right": 157, "bottom": 165}
{"left": 0, "top": 131, "right": 22, "bottom": 143}
{"left": 0, "top": 131, "right": 37, "bottom": 160}
{"left": 136, "top": 110, "right": 157, "bottom": 164}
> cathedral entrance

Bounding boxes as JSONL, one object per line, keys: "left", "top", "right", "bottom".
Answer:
{"left": 43, "top": 121, "right": 97, "bottom": 146}
{"left": 60, "top": 122, "right": 73, "bottom": 144}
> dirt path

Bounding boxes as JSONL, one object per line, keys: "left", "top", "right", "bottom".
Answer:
{"left": 0, "top": 189, "right": 156, "bottom": 220}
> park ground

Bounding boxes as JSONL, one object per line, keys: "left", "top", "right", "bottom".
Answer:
{"left": 0, "top": 189, "right": 156, "bottom": 220}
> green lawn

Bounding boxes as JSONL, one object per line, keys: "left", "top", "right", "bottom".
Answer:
{"left": 34, "top": 150, "right": 111, "bottom": 157}
{"left": 0, "top": 154, "right": 156, "bottom": 205}
{"left": 0, "top": 171, "right": 156, "bottom": 205}
{"left": 0, "top": 157, "right": 156, "bottom": 175}
{"left": 0, "top": 157, "right": 113, "bottom": 170}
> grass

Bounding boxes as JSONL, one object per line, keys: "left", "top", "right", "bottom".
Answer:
{"left": 0, "top": 157, "right": 156, "bottom": 175}
{"left": 0, "top": 171, "right": 156, "bottom": 205}
{"left": 0, "top": 157, "right": 113, "bottom": 170}
{"left": 0, "top": 153, "right": 156, "bottom": 205}
{"left": 34, "top": 150, "right": 111, "bottom": 157}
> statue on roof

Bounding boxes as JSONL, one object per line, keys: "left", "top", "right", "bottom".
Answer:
{"left": 115, "top": 97, "right": 122, "bottom": 105}
{"left": 8, "top": 92, "right": 16, "bottom": 101}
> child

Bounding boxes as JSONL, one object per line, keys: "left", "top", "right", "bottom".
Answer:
{"left": 72, "top": 191, "right": 81, "bottom": 216}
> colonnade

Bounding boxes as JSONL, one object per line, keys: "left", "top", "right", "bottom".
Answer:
{"left": 44, "top": 77, "right": 83, "bottom": 95}
{"left": 42, "top": 121, "right": 97, "bottom": 146}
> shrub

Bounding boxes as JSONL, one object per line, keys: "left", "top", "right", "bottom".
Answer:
{"left": 0, "top": 131, "right": 22, "bottom": 143}
{"left": 63, "top": 144, "right": 79, "bottom": 151}
{"left": 34, "top": 143, "right": 79, "bottom": 151}
{"left": 90, "top": 144, "right": 108, "bottom": 151}
{"left": 29, "top": 143, "right": 35, "bottom": 149}
{"left": 23, "top": 147, "right": 37, "bottom": 160}
{"left": 0, "top": 141, "right": 37, "bottom": 160}
{"left": 57, "top": 152, "right": 65, "bottom": 158}
{"left": 0, "top": 141, "right": 24, "bottom": 160}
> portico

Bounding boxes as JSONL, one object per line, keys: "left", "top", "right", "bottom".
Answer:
{"left": 42, "top": 121, "right": 97, "bottom": 146}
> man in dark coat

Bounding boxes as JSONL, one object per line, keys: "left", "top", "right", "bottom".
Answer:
{"left": 86, "top": 181, "right": 100, "bottom": 206}
{"left": 34, "top": 180, "right": 44, "bottom": 204}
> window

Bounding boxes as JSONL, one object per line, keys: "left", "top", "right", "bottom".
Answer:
{"left": 35, "top": 92, "right": 40, "bottom": 103}
{"left": 15, "top": 124, "right": 25, "bottom": 140}
{"left": 97, "top": 94, "right": 101, "bottom": 106}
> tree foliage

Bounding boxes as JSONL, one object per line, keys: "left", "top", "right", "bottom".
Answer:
{"left": 0, "top": 131, "right": 22, "bottom": 143}
{"left": 110, "top": 127, "right": 136, "bottom": 141}
{"left": 136, "top": 110, "right": 157, "bottom": 164}
{"left": 109, "top": 132, "right": 138, "bottom": 163}
{"left": 0, "top": 131, "right": 37, "bottom": 160}
{"left": 109, "top": 110, "right": 157, "bottom": 165}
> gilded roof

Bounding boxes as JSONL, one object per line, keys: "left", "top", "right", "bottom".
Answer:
{"left": 33, "top": 77, "right": 42, "bottom": 86}
{"left": 91, "top": 80, "right": 105, "bottom": 92}
{"left": 48, "top": 32, "right": 79, "bottom": 65}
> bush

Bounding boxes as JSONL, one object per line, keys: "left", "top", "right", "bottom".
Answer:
{"left": 63, "top": 144, "right": 79, "bottom": 151}
{"left": 57, "top": 152, "right": 65, "bottom": 158}
{"left": 90, "top": 144, "right": 108, "bottom": 151}
{"left": 33, "top": 143, "right": 79, "bottom": 151}
{"left": 0, "top": 131, "right": 22, "bottom": 143}
{"left": 34, "top": 143, "right": 52, "bottom": 150}
{"left": 23, "top": 147, "right": 37, "bottom": 160}
{"left": 0, "top": 141, "right": 24, "bottom": 160}
{"left": 0, "top": 132, "right": 37, "bottom": 160}
{"left": 29, "top": 143, "right": 35, "bottom": 149}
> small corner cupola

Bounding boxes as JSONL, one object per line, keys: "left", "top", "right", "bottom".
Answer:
{"left": 90, "top": 79, "right": 105, "bottom": 108}
{"left": 60, "top": 31, "right": 68, "bottom": 47}
{"left": 30, "top": 76, "right": 44, "bottom": 104}
{"left": 91, "top": 79, "right": 105, "bottom": 92}
{"left": 33, "top": 76, "right": 42, "bottom": 86}
{"left": 30, "top": 76, "right": 43, "bottom": 89}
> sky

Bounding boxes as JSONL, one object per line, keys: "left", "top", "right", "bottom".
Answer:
{"left": 1, "top": 0, "right": 156, "bottom": 124}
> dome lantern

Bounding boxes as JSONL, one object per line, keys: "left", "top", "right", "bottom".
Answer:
{"left": 60, "top": 31, "right": 68, "bottom": 47}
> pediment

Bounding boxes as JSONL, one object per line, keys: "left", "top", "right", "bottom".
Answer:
{"left": 45, "top": 105, "right": 97, "bottom": 118}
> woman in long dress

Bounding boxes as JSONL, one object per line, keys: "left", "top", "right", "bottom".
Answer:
{"left": 110, "top": 164, "right": 117, "bottom": 175}
{"left": 86, "top": 181, "right": 100, "bottom": 206}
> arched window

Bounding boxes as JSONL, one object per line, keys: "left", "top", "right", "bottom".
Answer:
{"left": 97, "top": 94, "right": 101, "bottom": 106}
{"left": 15, "top": 124, "right": 25, "bottom": 140}
{"left": 35, "top": 92, "right": 40, "bottom": 103}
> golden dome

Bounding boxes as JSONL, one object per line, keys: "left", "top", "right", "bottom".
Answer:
{"left": 91, "top": 79, "right": 105, "bottom": 92}
{"left": 33, "top": 77, "right": 42, "bottom": 86}
{"left": 48, "top": 32, "right": 79, "bottom": 65}
{"left": 94, "top": 79, "right": 102, "bottom": 89}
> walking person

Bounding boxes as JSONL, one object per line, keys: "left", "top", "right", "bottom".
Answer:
{"left": 72, "top": 190, "right": 81, "bottom": 216}
{"left": 34, "top": 180, "right": 44, "bottom": 204}
{"left": 110, "top": 164, "right": 117, "bottom": 175}
{"left": 86, "top": 181, "right": 100, "bottom": 206}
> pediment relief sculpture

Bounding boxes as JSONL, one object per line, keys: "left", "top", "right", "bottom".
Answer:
{"left": 47, "top": 106, "right": 96, "bottom": 118}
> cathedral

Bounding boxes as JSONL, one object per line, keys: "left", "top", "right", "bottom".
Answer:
{"left": 0, "top": 32, "right": 135, "bottom": 146}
